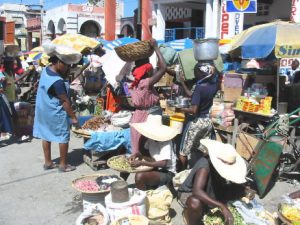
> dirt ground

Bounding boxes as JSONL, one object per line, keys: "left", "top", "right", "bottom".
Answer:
{"left": 0, "top": 135, "right": 298, "bottom": 225}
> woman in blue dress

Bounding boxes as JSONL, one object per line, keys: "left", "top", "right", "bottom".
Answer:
{"left": 33, "top": 43, "right": 81, "bottom": 172}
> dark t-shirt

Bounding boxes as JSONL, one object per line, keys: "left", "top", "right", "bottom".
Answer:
{"left": 46, "top": 67, "right": 67, "bottom": 97}
{"left": 191, "top": 82, "right": 218, "bottom": 117}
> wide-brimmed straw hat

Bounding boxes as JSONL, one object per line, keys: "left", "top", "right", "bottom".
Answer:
{"left": 130, "top": 115, "right": 177, "bottom": 142}
{"left": 200, "top": 139, "right": 247, "bottom": 184}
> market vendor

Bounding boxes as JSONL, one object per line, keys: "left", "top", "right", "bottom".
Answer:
{"left": 33, "top": 42, "right": 82, "bottom": 172}
{"left": 130, "top": 114, "right": 177, "bottom": 190}
{"left": 129, "top": 39, "right": 167, "bottom": 155}
{"left": 177, "top": 62, "right": 218, "bottom": 169}
{"left": 178, "top": 139, "right": 247, "bottom": 225}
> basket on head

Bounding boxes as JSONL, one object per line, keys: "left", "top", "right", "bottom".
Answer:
{"left": 114, "top": 40, "right": 154, "bottom": 62}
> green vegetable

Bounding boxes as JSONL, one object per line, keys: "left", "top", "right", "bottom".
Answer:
{"left": 203, "top": 205, "right": 246, "bottom": 225}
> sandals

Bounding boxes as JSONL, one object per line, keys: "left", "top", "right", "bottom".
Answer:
{"left": 58, "top": 164, "right": 76, "bottom": 173}
{"left": 43, "top": 162, "right": 58, "bottom": 170}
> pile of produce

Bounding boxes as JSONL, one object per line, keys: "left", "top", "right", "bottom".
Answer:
{"left": 108, "top": 155, "right": 133, "bottom": 171}
{"left": 280, "top": 203, "right": 300, "bottom": 223}
{"left": 107, "top": 155, "right": 152, "bottom": 172}
{"left": 74, "top": 180, "right": 100, "bottom": 192}
{"left": 203, "top": 206, "right": 246, "bottom": 225}
{"left": 73, "top": 175, "right": 121, "bottom": 193}
{"left": 82, "top": 116, "right": 105, "bottom": 130}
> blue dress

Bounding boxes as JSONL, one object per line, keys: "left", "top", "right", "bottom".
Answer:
{"left": 33, "top": 67, "right": 70, "bottom": 143}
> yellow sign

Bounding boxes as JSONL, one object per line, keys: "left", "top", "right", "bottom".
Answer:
{"left": 232, "top": 0, "right": 251, "bottom": 11}
{"left": 276, "top": 45, "right": 300, "bottom": 58}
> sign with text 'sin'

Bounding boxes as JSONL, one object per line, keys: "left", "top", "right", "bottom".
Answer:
{"left": 226, "top": 0, "right": 257, "bottom": 13}
{"left": 220, "top": 1, "right": 244, "bottom": 39}
{"left": 291, "top": 0, "right": 300, "bottom": 23}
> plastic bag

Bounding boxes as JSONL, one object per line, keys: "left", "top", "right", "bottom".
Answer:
{"left": 146, "top": 186, "right": 173, "bottom": 225}
{"left": 76, "top": 203, "right": 109, "bottom": 225}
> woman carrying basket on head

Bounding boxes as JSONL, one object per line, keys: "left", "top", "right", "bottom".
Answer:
{"left": 129, "top": 39, "right": 167, "bottom": 156}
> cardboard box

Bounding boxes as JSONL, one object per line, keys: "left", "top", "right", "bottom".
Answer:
{"left": 155, "top": 73, "right": 173, "bottom": 87}
{"left": 223, "top": 73, "right": 251, "bottom": 102}
{"left": 236, "top": 132, "right": 260, "bottom": 160}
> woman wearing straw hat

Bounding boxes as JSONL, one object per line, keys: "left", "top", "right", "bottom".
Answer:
{"left": 178, "top": 139, "right": 247, "bottom": 225}
{"left": 33, "top": 42, "right": 82, "bottom": 172}
{"left": 129, "top": 39, "right": 167, "bottom": 157}
{"left": 130, "top": 115, "right": 177, "bottom": 190}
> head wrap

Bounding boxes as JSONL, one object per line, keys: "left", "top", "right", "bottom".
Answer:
{"left": 130, "top": 63, "right": 153, "bottom": 88}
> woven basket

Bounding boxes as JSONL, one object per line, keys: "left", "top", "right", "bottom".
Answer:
{"left": 115, "top": 41, "right": 154, "bottom": 62}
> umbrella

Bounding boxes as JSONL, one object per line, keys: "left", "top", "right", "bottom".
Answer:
{"left": 103, "top": 37, "right": 139, "bottom": 51}
{"left": 166, "top": 38, "right": 193, "bottom": 51}
{"left": 52, "top": 34, "right": 100, "bottom": 53}
{"left": 30, "top": 46, "right": 44, "bottom": 52}
{"left": 20, "top": 51, "right": 44, "bottom": 61}
{"left": 230, "top": 21, "right": 300, "bottom": 59}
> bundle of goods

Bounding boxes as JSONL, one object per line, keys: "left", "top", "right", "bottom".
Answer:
{"left": 236, "top": 96, "right": 272, "bottom": 114}
{"left": 211, "top": 102, "right": 235, "bottom": 127}
{"left": 110, "top": 215, "right": 149, "bottom": 225}
{"left": 114, "top": 40, "right": 154, "bottom": 62}
{"left": 105, "top": 188, "right": 147, "bottom": 221}
{"left": 76, "top": 203, "right": 109, "bottom": 225}
{"left": 203, "top": 205, "right": 246, "bottom": 225}
{"left": 72, "top": 174, "right": 122, "bottom": 194}
{"left": 107, "top": 155, "right": 153, "bottom": 173}
{"left": 110, "top": 111, "right": 132, "bottom": 128}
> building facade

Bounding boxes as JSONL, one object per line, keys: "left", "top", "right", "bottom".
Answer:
{"left": 0, "top": 3, "right": 41, "bottom": 51}
{"left": 149, "top": 0, "right": 293, "bottom": 41}
{"left": 43, "top": 2, "right": 124, "bottom": 41}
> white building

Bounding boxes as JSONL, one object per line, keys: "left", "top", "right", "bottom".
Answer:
{"left": 43, "top": 2, "right": 124, "bottom": 40}
{"left": 150, "top": 0, "right": 292, "bottom": 41}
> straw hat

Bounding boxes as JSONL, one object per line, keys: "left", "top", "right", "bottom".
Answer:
{"left": 43, "top": 41, "right": 82, "bottom": 65}
{"left": 200, "top": 139, "right": 247, "bottom": 184}
{"left": 130, "top": 115, "right": 177, "bottom": 142}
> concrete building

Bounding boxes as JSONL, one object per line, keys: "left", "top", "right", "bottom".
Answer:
{"left": 0, "top": 3, "right": 41, "bottom": 51}
{"left": 148, "top": 0, "right": 292, "bottom": 41}
{"left": 43, "top": 2, "right": 124, "bottom": 41}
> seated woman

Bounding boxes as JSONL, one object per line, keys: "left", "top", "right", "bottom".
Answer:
{"left": 178, "top": 140, "right": 247, "bottom": 225}
{"left": 130, "top": 115, "right": 177, "bottom": 190}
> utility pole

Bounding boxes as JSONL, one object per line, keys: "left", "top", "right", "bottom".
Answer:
{"left": 40, "top": 0, "right": 44, "bottom": 44}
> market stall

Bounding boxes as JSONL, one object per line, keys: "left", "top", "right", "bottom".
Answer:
{"left": 217, "top": 21, "right": 300, "bottom": 197}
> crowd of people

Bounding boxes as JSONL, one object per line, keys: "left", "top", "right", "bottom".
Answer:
{"left": 1, "top": 38, "right": 298, "bottom": 225}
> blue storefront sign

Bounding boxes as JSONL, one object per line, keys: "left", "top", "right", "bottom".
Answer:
{"left": 226, "top": 0, "right": 257, "bottom": 13}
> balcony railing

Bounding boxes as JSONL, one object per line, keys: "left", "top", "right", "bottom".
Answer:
{"left": 165, "top": 27, "right": 205, "bottom": 42}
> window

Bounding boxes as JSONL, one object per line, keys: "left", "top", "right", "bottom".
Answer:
{"left": 257, "top": 3, "right": 269, "bottom": 16}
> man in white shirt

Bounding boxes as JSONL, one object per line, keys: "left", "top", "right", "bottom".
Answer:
{"left": 130, "top": 115, "right": 177, "bottom": 190}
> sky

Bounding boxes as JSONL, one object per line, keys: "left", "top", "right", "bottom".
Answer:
{"left": 0, "top": 0, "right": 138, "bottom": 17}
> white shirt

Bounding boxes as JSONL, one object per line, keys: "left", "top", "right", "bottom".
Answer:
{"left": 144, "top": 139, "right": 176, "bottom": 173}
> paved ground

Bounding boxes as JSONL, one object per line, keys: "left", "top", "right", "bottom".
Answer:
{"left": 0, "top": 135, "right": 298, "bottom": 225}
